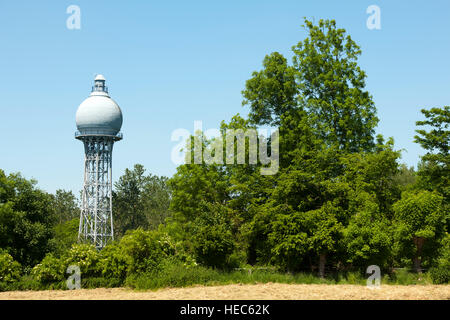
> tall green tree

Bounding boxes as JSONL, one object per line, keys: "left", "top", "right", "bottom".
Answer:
{"left": 0, "top": 170, "right": 57, "bottom": 266}
{"left": 242, "top": 18, "right": 383, "bottom": 274}
{"left": 242, "top": 52, "right": 298, "bottom": 126}
{"left": 292, "top": 19, "right": 378, "bottom": 152}
{"left": 414, "top": 106, "right": 449, "bottom": 199}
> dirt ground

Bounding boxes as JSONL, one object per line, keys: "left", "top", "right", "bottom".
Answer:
{"left": 0, "top": 283, "right": 449, "bottom": 300}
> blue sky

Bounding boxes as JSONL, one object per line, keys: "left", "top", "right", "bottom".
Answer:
{"left": 0, "top": 0, "right": 449, "bottom": 194}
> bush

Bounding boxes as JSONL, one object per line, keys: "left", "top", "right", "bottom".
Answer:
{"left": 32, "top": 243, "right": 100, "bottom": 285}
{"left": 0, "top": 250, "right": 21, "bottom": 283}
{"left": 125, "top": 261, "right": 222, "bottom": 290}
{"left": 98, "top": 242, "right": 128, "bottom": 282}
{"left": 64, "top": 243, "right": 101, "bottom": 278}
{"left": 191, "top": 203, "right": 235, "bottom": 269}
{"left": 48, "top": 218, "right": 79, "bottom": 256}
{"left": 31, "top": 253, "right": 65, "bottom": 284}
{"left": 118, "top": 228, "right": 179, "bottom": 275}
{"left": 429, "top": 265, "right": 449, "bottom": 284}
{"left": 429, "top": 235, "right": 450, "bottom": 284}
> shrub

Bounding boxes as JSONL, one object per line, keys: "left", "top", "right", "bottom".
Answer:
{"left": 429, "top": 265, "right": 450, "bottom": 284}
{"left": 125, "top": 261, "right": 221, "bottom": 290}
{"left": 31, "top": 253, "right": 65, "bottom": 284}
{"left": 393, "top": 190, "right": 446, "bottom": 272}
{"left": 98, "top": 242, "right": 128, "bottom": 282}
{"left": 191, "top": 203, "right": 235, "bottom": 269}
{"left": 64, "top": 243, "right": 101, "bottom": 278}
{"left": 0, "top": 250, "right": 21, "bottom": 283}
{"left": 32, "top": 243, "right": 100, "bottom": 285}
{"left": 429, "top": 234, "right": 450, "bottom": 284}
{"left": 118, "top": 228, "right": 177, "bottom": 274}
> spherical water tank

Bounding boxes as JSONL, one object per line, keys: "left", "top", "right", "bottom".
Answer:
{"left": 75, "top": 75, "right": 123, "bottom": 136}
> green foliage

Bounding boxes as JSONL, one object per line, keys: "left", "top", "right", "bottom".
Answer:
{"left": 48, "top": 218, "right": 79, "bottom": 256}
{"left": 64, "top": 244, "right": 101, "bottom": 278}
{"left": 0, "top": 170, "right": 57, "bottom": 267}
{"left": 268, "top": 202, "right": 343, "bottom": 273}
{"left": 393, "top": 164, "right": 417, "bottom": 192}
{"left": 430, "top": 264, "right": 450, "bottom": 284}
{"left": 118, "top": 228, "right": 172, "bottom": 274}
{"left": 393, "top": 190, "right": 447, "bottom": 272}
{"left": 3, "top": 18, "right": 450, "bottom": 291}
{"left": 394, "top": 191, "right": 445, "bottom": 239}
{"left": 169, "top": 160, "right": 229, "bottom": 224}
{"left": 101, "top": 228, "right": 193, "bottom": 280}
{"left": 343, "top": 195, "right": 393, "bottom": 269}
{"left": 429, "top": 234, "right": 450, "bottom": 284}
{"left": 242, "top": 52, "right": 297, "bottom": 126}
{"left": 269, "top": 209, "right": 309, "bottom": 270}
{"left": 387, "top": 268, "right": 433, "bottom": 285}
{"left": 125, "top": 264, "right": 435, "bottom": 291}
{"left": 292, "top": 19, "right": 378, "bottom": 152}
{"left": 31, "top": 253, "right": 65, "bottom": 284}
{"left": 191, "top": 203, "right": 236, "bottom": 269}
{"left": 98, "top": 242, "right": 128, "bottom": 282}
{"left": 414, "top": 106, "right": 449, "bottom": 199}
{"left": 125, "top": 260, "right": 222, "bottom": 290}
{"left": 51, "top": 190, "right": 79, "bottom": 224}
{"left": 32, "top": 243, "right": 101, "bottom": 285}
{"left": 113, "top": 164, "right": 171, "bottom": 238}
{"left": 29, "top": 228, "right": 194, "bottom": 288}
{"left": 0, "top": 250, "right": 21, "bottom": 283}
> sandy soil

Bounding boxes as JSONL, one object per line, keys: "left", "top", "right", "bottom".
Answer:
{"left": 0, "top": 283, "right": 449, "bottom": 300}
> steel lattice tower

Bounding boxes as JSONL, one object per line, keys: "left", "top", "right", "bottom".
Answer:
{"left": 75, "top": 75, "right": 123, "bottom": 249}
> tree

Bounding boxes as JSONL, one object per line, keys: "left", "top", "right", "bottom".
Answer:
{"left": 243, "top": 19, "right": 379, "bottom": 153}
{"left": 292, "top": 19, "right": 378, "bottom": 152}
{"left": 305, "top": 203, "right": 343, "bottom": 278}
{"left": 414, "top": 106, "right": 449, "bottom": 199}
{"left": 393, "top": 190, "right": 447, "bottom": 273}
{"left": 48, "top": 218, "right": 79, "bottom": 257}
{"left": 343, "top": 192, "right": 393, "bottom": 270}
{"left": 0, "top": 170, "right": 57, "bottom": 267}
{"left": 0, "top": 250, "right": 21, "bottom": 284}
{"left": 393, "top": 164, "right": 417, "bottom": 192}
{"left": 113, "top": 164, "right": 171, "bottom": 238}
{"left": 51, "top": 190, "right": 79, "bottom": 224}
{"left": 241, "top": 19, "right": 382, "bottom": 274}
{"left": 141, "top": 175, "right": 171, "bottom": 230}
{"left": 340, "top": 137, "right": 402, "bottom": 218}
{"left": 191, "top": 202, "right": 235, "bottom": 269}
{"left": 168, "top": 132, "right": 230, "bottom": 225}
{"left": 242, "top": 52, "right": 297, "bottom": 126}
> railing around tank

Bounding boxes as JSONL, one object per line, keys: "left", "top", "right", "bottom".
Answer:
{"left": 91, "top": 85, "right": 109, "bottom": 93}
{"left": 75, "top": 130, "right": 123, "bottom": 140}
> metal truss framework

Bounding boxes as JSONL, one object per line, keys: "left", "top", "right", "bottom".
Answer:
{"left": 78, "top": 135, "right": 118, "bottom": 249}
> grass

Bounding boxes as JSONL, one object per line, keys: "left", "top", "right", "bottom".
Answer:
{"left": 124, "top": 263, "right": 435, "bottom": 291}
{"left": 0, "top": 265, "right": 438, "bottom": 292}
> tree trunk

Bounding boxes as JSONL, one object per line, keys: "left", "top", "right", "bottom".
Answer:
{"left": 319, "top": 253, "right": 326, "bottom": 278}
{"left": 413, "top": 236, "right": 425, "bottom": 273}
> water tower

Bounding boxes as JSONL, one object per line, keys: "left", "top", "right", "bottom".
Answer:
{"left": 75, "top": 75, "right": 123, "bottom": 249}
